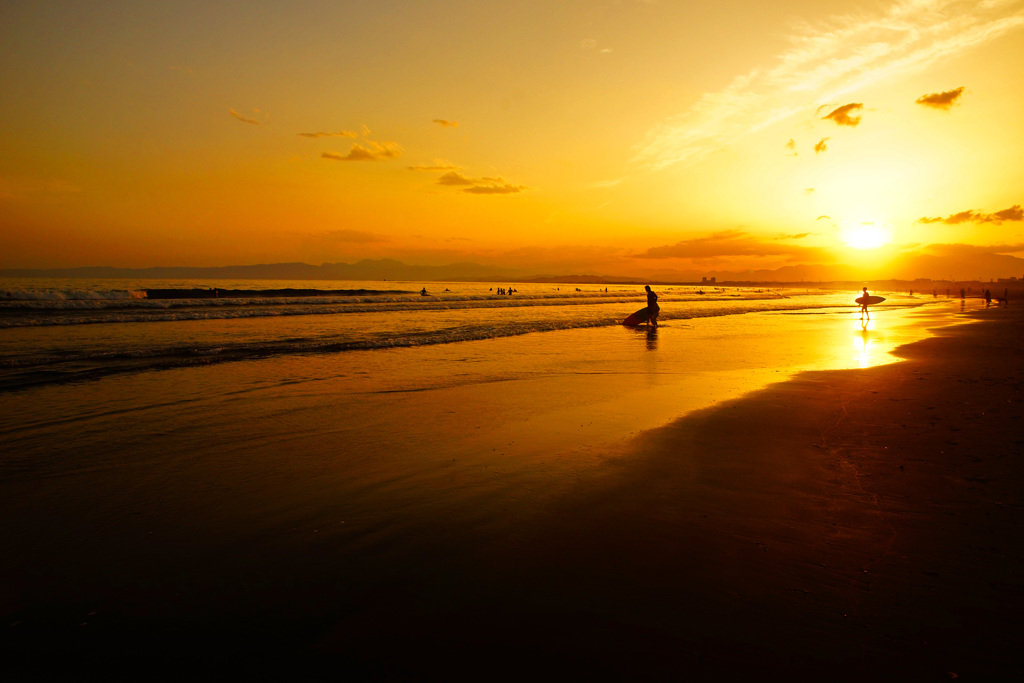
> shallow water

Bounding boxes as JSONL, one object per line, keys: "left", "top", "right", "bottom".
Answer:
{"left": 1, "top": 278, "right": 929, "bottom": 391}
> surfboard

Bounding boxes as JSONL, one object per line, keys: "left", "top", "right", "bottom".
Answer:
{"left": 855, "top": 295, "right": 886, "bottom": 306}
{"left": 622, "top": 307, "right": 651, "bottom": 326}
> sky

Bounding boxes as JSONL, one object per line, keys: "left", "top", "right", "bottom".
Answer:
{"left": 2, "top": 0, "right": 1023, "bottom": 280}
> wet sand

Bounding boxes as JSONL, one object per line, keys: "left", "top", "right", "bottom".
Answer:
{"left": 4, "top": 305, "right": 1023, "bottom": 679}
{"left": 300, "top": 306, "right": 1024, "bottom": 680}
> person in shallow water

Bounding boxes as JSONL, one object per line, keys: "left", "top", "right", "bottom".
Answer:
{"left": 645, "top": 285, "right": 660, "bottom": 326}
{"left": 859, "top": 286, "right": 871, "bottom": 319}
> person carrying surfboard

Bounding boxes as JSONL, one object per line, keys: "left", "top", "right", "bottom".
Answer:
{"left": 859, "top": 287, "right": 871, "bottom": 320}
{"left": 645, "top": 285, "right": 660, "bottom": 327}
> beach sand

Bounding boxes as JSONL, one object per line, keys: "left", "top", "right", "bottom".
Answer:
{"left": 4, "top": 305, "right": 1023, "bottom": 680}
{"left": 297, "top": 306, "right": 1024, "bottom": 680}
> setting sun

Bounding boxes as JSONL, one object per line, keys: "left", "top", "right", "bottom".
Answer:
{"left": 841, "top": 221, "right": 893, "bottom": 250}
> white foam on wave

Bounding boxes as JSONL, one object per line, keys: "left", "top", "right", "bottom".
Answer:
{"left": 2, "top": 288, "right": 147, "bottom": 301}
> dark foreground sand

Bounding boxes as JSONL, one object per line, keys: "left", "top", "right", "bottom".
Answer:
{"left": 304, "top": 307, "right": 1023, "bottom": 681}
{"left": 6, "top": 306, "right": 1023, "bottom": 680}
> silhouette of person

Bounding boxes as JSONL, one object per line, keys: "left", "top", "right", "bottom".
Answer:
{"left": 645, "top": 285, "right": 660, "bottom": 326}
{"left": 859, "top": 286, "right": 871, "bottom": 320}
{"left": 985, "top": 289, "right": 992, "bottom": 307}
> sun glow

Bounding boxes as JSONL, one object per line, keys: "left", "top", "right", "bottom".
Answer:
{"left": 840, "top": 221, "right": 892, "bottom": 250}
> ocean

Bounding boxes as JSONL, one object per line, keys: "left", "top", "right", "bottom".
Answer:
{"left": 1, "top": 278, "right": 920, "bottom": 392}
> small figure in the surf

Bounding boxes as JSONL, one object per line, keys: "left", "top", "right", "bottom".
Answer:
{"left": 420, "top": 287, "right": 428, "bottom": 296}
{"left": 645, "top": 285, "right": 660, "bottom": 327}
{"left": 985, "top": 289, "right": 992, "bottom": 307}
{"left": 859, "top": 286, "right": 871, "bottom": 320}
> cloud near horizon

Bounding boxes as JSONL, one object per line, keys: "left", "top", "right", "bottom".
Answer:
{"left": 229, "top": 108, "right": 259, "bottom": 125}
{"left": 636, "top": 229, "right": 827, "bottom": 260}
{"left": 923, "top": 242, "right": 1024, "bottom": 257}
{"left": 322, "top": 140, "right": 403, "bottom": 162}
{"left": 915, "top": 86, "right": 966, "bottom": 109}
{"left": 432, "top": 119, "right": 459, "bottom": 128}
{"left": 631, "top": 1, "right": 1024, "bottom": 171}
{"left": 917, "top": 204, "right": 1023, "bottom": 224}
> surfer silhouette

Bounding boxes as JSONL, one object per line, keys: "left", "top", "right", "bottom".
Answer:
{"left": 645, "top": 285, "right": 660, "bottom": 327}
{"left": 859, "top": 287, "right": 871, "bottom": 320}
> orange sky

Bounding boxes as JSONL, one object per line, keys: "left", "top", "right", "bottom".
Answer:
{"left": 2, "top": 0, "right": 1023, "bottom": 280}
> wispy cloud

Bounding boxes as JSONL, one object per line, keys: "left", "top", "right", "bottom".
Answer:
{"left": 822, "top": 103, "right": 863, "bottom": 126}
{"left": 322, "top": 140, "right": 403, "bottom": 162}
{"left": 464, "top": 183, "right": 527, "bottom": 195}
{"left": 408, "top": 160, "right": 462, "bottom": 172}
{"left": 229, "top": 108, "right": 259, "bottom": 125}
{"left": 915, "top": 86, "right": 966, "bottom": 109}
{"left": 785, "top": 138, "right": 798, "bottom": 156}
{"left": 918, "top": 204, "right": 1023, "bottom": 224}
{"left": 633, "top": 0, "right": 1024, "bottom": 170}
{"left": 438, "top": 171, "right": 476, "bottom": 186}
{"left": 432, "top": 119, "right": 459, "bottom": 128}
{"left": 437, "top": 171, "right": 527, "bottom": 195}
{"left": 814, "top": 137, "right": 830, "bottom": 153}
{"left": 298, "top": 131, "right": 357, "bottom": 138}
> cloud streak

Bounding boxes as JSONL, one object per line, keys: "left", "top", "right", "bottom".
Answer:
{"left": 918, "top": 204, "right": 1023, "bottom": 224}
{"left": 437, "top": 171, "right": 527, "bottom": 195}
{"left": 432, "top": 119, "right": 459, "bottom": 128}
{"left": 229, "top": 108, "right": 259, "bottom": 125}
{"left": 322, "top": 140, "right": 403, "bottom": 162}
{"left": 632, "top": 1, "right": 1024, "bottom": 170}
{"left": 408, "top": 160, "right": 461, "bottom": 172}
{"left": 298, "top": 131, "right": 357, "bottom": 138}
